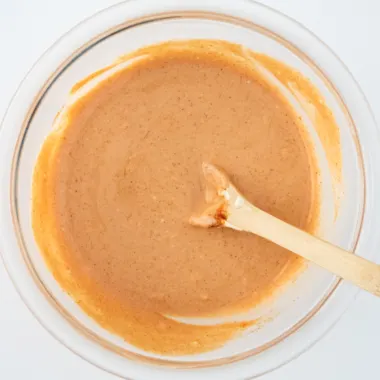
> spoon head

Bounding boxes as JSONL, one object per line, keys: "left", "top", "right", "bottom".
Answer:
{"left": 189, "top": 163, "right": 230, "bottom": 228}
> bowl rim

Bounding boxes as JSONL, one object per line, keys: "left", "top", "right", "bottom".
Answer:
{"left": 1, "top": 0, "right": 380, "bottom": 379}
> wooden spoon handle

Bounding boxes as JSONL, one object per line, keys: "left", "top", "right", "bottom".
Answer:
{"left": 228, "top": 201, "right": 380, "bottom": 297}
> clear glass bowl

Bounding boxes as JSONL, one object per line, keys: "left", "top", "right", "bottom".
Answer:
{"left": 1, "top": 0, "right": 380, "bottom": 379}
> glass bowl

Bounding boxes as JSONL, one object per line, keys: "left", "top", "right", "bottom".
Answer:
{"left": 1, "top": 0, "right": 380, "bottom": 379}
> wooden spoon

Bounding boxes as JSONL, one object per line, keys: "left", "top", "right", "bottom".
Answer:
{"left": 189, "top": 163, "right": 380, "bottom": 297}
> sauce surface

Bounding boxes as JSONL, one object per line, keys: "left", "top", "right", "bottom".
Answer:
{"left": 32, "top": 40, "right": 322, "bottom": 355}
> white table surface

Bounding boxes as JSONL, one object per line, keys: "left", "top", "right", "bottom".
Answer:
{"left": 1, "top": 0, "right": 379, "bottom": 379}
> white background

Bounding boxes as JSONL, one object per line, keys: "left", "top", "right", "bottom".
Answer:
{"left": 1, "top": 0, "right": 379, "bottom": 379}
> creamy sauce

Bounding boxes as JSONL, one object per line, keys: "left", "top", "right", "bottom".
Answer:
{"left": 32, "top": 40, "right": 336, "bottom": 355}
